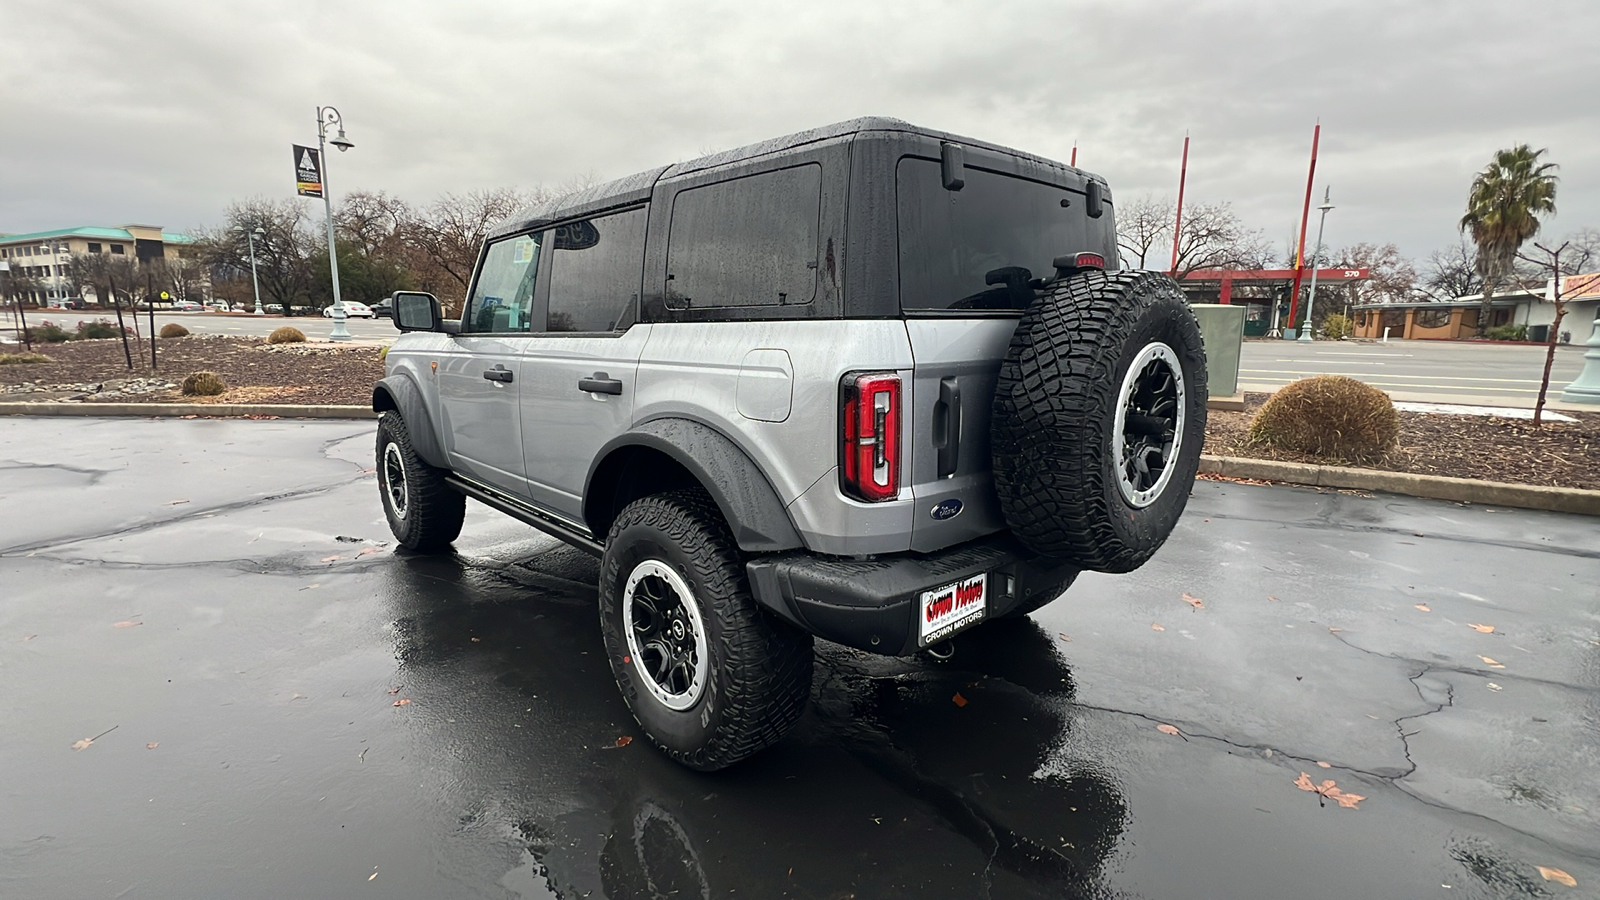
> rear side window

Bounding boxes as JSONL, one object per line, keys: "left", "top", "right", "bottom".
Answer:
{"left": 666, "top": 164, "right": 821, "bottom": 309}
{"left": 466, "top": 232, "right": 542, "bottom": 333}
{"left": 545, "top": 207, "right": 647, "bottom": 332}
{"left": 897, "top": 158, "right": 1085, "bottom": 311}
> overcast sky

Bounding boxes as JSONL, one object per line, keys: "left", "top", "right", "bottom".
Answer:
{"left": 2, "top": 0, "right": 1596, "bottom": 265}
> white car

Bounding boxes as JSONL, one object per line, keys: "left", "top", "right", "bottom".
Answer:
{"left": 323, "top": 302, "right": 374, "bottom": 318}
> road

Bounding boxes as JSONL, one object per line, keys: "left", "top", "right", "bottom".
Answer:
{"left": 1239, "top": 339, "right": 1588, "bottom": 405}
{"left": 4, "top": 309, "right": 399, "bottom": 343}
{"left": 2, "top": 417, "right": 1595, "bottom": 899}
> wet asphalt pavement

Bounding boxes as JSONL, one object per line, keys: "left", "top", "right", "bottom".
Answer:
{"left": 2, "top": 418, "right": 1597, "bottom": 900}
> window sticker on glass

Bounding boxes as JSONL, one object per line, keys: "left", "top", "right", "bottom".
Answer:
{"left": 512, "top": 237, "right": 537, "bottom": 265}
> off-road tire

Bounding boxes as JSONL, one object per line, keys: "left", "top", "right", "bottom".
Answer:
{"left": 599, "top": 491, "right": 812, "bottom": 771}
{"left": 376, "top": 410, "right": 465, "bottom": 553}
{"left": 991, "top": 270, "right": 1207, "bottom": 573}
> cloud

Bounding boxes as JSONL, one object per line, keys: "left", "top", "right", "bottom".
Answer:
{"left": 1, "top": 0, "right": 1595, "bottom": 259}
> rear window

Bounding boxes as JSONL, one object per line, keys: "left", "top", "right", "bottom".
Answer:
{"left": 897, "top": 157, "right": 1086, "bottom": 311}
{"left": 666, "top": 164, "right": 821, "bottom": 309}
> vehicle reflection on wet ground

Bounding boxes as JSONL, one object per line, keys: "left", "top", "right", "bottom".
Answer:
{"left": 1, "top": 418, "right": 1595, "bottom": 899}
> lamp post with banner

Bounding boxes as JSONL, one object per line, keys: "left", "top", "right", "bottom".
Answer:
{"left": 296, "top": 106, "right": 355, "bottom": 340}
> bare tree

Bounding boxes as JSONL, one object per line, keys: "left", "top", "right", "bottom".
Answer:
{"left": 1170, "top": 202, "right": 1273, "bottom": 279}
{"left": 1115, "top": 194, "right": 1174, "bottom": 269}
{"left": 1331, "top": 243, "right": 1418, "bottom": 305}
{"left": 406, "top": 188, "right": 538, "bottom": 313}
{"left": 195, "top": 198, "right": 318, "bottom": 314}
{"left": 1421, "top": 240, "right": 1483, "bottom": 301}
{"left": 1519, "top": 237, "right": 1596, "bottom": 424}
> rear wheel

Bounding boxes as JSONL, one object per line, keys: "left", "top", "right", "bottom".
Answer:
{"left": 376, "top": 411, "right": 465, "bottom": 553}
{"left": 991, "top": 270, "right": 1207, "bottom": 573}
{"left": 599, "top": 491, "right": 812, "bottom": 771}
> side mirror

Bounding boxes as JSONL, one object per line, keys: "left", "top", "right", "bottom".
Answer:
{"left": 392, "top": 291, "right": 442, "bottom": 332}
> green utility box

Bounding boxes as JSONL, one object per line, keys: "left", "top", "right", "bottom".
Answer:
{"left": 1191, "top": 304, "right": 1245, "bottom": 404}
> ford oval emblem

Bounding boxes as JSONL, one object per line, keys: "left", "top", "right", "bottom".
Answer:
{"left": 930, "top": 499, "right": 964, "bottom": 521}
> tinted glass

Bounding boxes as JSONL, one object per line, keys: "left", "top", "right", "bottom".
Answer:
{"left": 666, "top": 164, "right": 820, "bottom": 309}
{"left": 544, "top": 207, "right": 646, "bottom": 332}
{"left": 465, "top": 232, "right": 542, "bottom": 333}
{"left": 897, "top": 158, "right": 1085, "bottom": 311}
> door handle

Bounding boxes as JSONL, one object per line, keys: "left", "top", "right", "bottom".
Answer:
{"left": 579, "top": 372, "right": 624, "bottom": 395}
{"left": 482, "top": 365, "right": 513, "bottom": 384}
{"left": 934, "top": 376, "right": 962, "bottom": 478}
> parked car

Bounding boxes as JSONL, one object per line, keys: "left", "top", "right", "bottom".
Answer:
{"left": 373, "top": 118, "right": 1208, "bottom": 771}
{"left": 172, "top": 300, "right": 203, "bottom": 312}
{"left": 371, "top": 298, "right": 393, "bottom": 318}
{"left": 323, "top": 301, "right": 374, "bottom": 318}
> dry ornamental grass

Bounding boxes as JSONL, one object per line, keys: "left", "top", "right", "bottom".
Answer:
{"left": 1248, "top": 375, "right": 1399, "bottom": 463}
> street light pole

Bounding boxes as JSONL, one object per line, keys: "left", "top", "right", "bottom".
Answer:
{"left": 316, "top": 105, "right": 355, "bottom": 341}
{"left": 242, "top": 226, "right": 266, "bottom": 315}
{"left": 1297, "top": 187, "right": 1335, "bottom": 343}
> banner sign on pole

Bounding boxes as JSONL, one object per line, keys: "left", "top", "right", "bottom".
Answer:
{"left": 294, "top": 145, "right": 323, "bottom": 198}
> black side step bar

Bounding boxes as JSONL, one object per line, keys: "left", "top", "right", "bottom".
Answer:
{"left": 444, "top": 475, "right": 604, "bottom": 556}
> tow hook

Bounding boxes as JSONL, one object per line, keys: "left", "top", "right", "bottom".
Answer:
{"left": 923, "top": 640, "right": 955, "bottom": 662}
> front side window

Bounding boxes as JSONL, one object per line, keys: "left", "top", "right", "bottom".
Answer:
{"left": 665, "top": 164, "right": 821, "bottom": 309}
{"left": 545, "top": 207, "right": 647, "bottom": 332}
{"left": 897, "top": 158, "right": 1086, "bottom": 311}
{"left": 111, "top": 244, "right": 124, "bottom": 254}
{"left": 465, "top": 232, "right": 542, "bottom": 333}
{"left": 87, "top": 243, "right": 101, "bottom": 253}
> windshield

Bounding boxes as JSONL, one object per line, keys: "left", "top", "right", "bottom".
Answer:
{"left": 897, "top": 157, "right": 1091, "bottom": 311}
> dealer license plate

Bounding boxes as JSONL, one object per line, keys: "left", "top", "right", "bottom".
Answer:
{"left": 918, "top": 573, "right": 987, "bottom": 646}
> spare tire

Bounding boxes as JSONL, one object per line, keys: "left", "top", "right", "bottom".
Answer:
{"left": 991, "top": 269, "right": 1207, "bottom": 573}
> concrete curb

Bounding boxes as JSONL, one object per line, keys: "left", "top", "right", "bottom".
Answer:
{"left": 0, "top": 402, "right": 375, "bottom": 419}
{"left": 1200, "top": 454, "right": 1600, "bottom": 517}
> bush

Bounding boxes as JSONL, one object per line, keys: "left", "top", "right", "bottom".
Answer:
{"left": 1486, "top": 324, "right": 1527, "bottom": 342}
{"left": 268, "top": 326, "right": 307, "bottom": 344}
{"left": 23, "top": 321, "right": 72, "bottom": 343}
{"left": 378, "top": 345, "right": 389, "bottom": 362}
{"left": 1248, "top": 375, "right": 1398, "bottom": 463}
{"left": 180, "top": 371, "right": 227, "bottom": 396}
{"left": 75, "top": 319, "right": 122, "bottom": 340}
{"left": 0, "top": 352, "right": 52, "bottom": 365}
{"left": 159, "top": 323, "right": 191, "bottom": 338}
{"left": 1320, "top": 313, "right": 1352, "bottom": 341}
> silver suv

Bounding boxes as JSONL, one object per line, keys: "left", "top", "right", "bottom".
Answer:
{"left": 373, "top": 118, "right": 1208, "bottom": 770}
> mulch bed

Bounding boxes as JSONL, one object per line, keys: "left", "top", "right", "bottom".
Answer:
{"left": 0, "top": 335, "right": 382, "bottom": 406}
{"left": 1206, "top": 393, "right": 1600, "bottom": 492}
{"left": 5, "top": 340, "right": 1596, "bottom": 492}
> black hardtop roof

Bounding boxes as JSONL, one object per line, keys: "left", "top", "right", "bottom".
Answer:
{"left": 489, "top": 117, "right": 1081, "bottom": 239}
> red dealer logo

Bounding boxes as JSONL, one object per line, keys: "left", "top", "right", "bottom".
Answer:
{"left": 925, "top": 578, "right": 983, "bottom": 622}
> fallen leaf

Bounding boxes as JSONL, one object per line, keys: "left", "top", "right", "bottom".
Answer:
{"left": 1414, "top": 604, "right": 1431, "bottom": 612}
{"left": 952, "top": 692, "right": 968, "bottom": 707}
{"left": 1469, "top": 623, "right": 1495, "bottom": 633}
{"left": 1329, "top": 627, "right": 1343, "bottom": 633}
{"left": 1317, "top": 761, "right": 1332, "bottom": 768}
{"left": 368, "top": 872, "right": 378, "bottom": 882}
{"left": 71, "top": 738, "right": 94, "bottom": 751}
{"left": 1487, "top": 683, "right": 1503, "bottom": 691}
{"left": 146, "top": 742, "right": 159, "bottom": 749}
{"left": 113, "top": 621, "right": 142, "bottom": 628}
{"left": 21, "top": 634, "right": 37, "bottom": 641}
{"left": 1267, "top": 595, "right": 1279, "bottom": 601}
{"left": 1156, "top": 724, "right": 1181, "bottom": 736}
{"left": 1057, "top": 633, "right": 1072, "bottom": 642}
{"left": 321, "top": 555, "right": 342, "bottom": 563}
{"left": 1151, "top": 623, "right": 1165, "bottom": 632}
{"left": 291, "top": 693, "right": 307, "bottom": 701}
{"left": 615, "top": 735, "right": 633, "bottom": 747}
{"left": 387, "top": 686, "right": 401, "bottom": 695}
{"left": 357, "top": 547, "right": 382, "bottom": 557}
{"left": 1294, "top": 772, "right": 1364, "bottom": 809}
{"left": 168, "top": 499, "right": 190, "bottom": 505}
{"left": 1536, "top": 867, "right": 1576, "bottom": 887}
{"left": 1479, "top": 656, "right": 1505, "bottom": 669}
{"left": 470, "top": 637, "right": 481, "bottom": 643}
{"left": 1182, "top": 593, "right": 1205, "bottom": 609}
{"left": 392, "top": 698, "right": 411, "bottom": 706}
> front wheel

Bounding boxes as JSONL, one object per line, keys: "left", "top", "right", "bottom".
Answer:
{"left": 376, "top": 411, "right": 465, "bottom": 553}
{"left": 599, "top": 491, "right": 812, "bottom": 771}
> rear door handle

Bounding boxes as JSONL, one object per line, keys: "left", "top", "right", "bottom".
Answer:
{"left": 482, "top": 365, "right": 513, "bottom": 384}
{"left": 935, "top": 376, "right": 962, "bottom": 478}
{"left": 579, "top": 372, "right": 623, "bottom": 395}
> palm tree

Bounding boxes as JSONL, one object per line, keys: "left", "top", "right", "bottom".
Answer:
{"left": 1459, "top": 145, "right": 1558, "bottom": 337}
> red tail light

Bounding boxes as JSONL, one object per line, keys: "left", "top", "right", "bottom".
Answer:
{"left": 840, "top": 372, "right": 901, "bottom": 503}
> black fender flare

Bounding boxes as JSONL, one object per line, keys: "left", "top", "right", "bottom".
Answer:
{"left": 585, "top": 419, "right": 803, "bottom": 553}
{"left": 371, "top": 375, "right": 448, "bottom": 469}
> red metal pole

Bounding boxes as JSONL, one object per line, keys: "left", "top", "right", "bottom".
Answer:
{"left": 1286, "top": 123, "right": 1321, "bottom": 331}
{"left": 1070, "top": 143, "right": 1077, "bottom": 167}
{"left": 1168, "top": 133, "right": 1189, "bottom": 276}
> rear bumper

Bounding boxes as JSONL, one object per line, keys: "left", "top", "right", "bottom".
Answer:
{"left": 745, "top": 533, "right": 1077, "bottom": 656}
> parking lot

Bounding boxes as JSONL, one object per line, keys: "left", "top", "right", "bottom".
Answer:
{"left": 2, "top": 417, "right": 1597, "bottom": 899}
